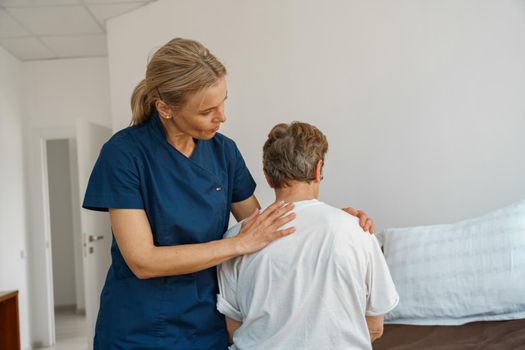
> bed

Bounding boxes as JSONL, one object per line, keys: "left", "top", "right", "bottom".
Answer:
{"left": 373, "top": 200, "right": 525, "bottom": 350}
{"left": 374, "top": 319, "right": 525, "bottom": 349}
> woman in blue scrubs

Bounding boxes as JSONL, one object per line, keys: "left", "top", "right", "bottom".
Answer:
{"left": 83, "top": 38, "right": 374, "bottom": 349}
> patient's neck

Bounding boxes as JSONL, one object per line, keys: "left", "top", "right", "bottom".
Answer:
{"left": 274, "top": 181, "right": 319, "bottom": 203}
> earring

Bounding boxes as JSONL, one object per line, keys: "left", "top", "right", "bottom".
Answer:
{"left": 163, "top": 114, "right": 173, "bottom": 120}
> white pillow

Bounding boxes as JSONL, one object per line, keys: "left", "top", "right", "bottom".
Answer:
{"left": 376, "top": 200, "right": 525, "bottom": 325}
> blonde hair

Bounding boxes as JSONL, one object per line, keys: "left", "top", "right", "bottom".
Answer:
{"left": 130, "top": 38, "right": 227, "bottom": 125}
{"left": 263, "top": 122, "right": 328, "bottom": 189}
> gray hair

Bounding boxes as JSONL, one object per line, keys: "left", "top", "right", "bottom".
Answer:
{"left": 263, "top": 122, "right": 328, "bottom": 189}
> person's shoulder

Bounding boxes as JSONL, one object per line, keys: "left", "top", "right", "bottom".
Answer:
{"left": 110, "top": 122, "right": 149, "bottom": 144}
{"left": 317, "top": 203, "right": 377, "bottom": 261}
{"left": 317, "top": 202, "right": 368, "bottom": 238}
{"left": 100, "top": 125, "right": 146, "bottom": 161}
{"left": 317, "top": 202, "right": 360, "bottom": 225}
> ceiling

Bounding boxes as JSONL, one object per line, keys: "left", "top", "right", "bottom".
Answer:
{"left": 0, "top": 0, "right": 155, "bottom": 61}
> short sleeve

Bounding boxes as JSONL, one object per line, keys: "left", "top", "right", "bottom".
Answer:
{"left": 231, "top": 142, "right": 256, "bottom": 203}
{"left": 365, "top": 235, "right": 400, "bottom": 316}
{"left": 82, "top": 141, "right": 144, "bottom": 212}
{"left": 217, "top": 257, "right": 243, "bottom": 321}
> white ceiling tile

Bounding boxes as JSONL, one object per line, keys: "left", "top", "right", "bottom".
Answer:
{"left": 40, "top": 33, "right": 106, "bottom": 57}
{"left": 87, "top": 2, "right": 145, "bottom": 25}
{"left": 0, "top": 37, "right": 56, "bottom": 60}
{"left": 7, "top": 5, "right": 103, "bottom": 36}
{"left": 0, "top": 8, "right": 31, "bottom": 37}
{"left": 0, "top": 0, "right": 81, "bottom": 7}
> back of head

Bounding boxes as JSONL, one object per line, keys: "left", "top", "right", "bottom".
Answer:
{"left": 130, "top": 38, "right": 227, "bottom": 125}
{"left": 263, "top": 122, "right": 328, "bottom": 189}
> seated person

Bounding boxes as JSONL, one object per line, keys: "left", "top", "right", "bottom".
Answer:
{"left": 216, "top": 122, "right": 399, "bottom": 350}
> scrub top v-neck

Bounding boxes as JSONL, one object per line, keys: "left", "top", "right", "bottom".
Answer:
{"left": 83, "top": 110, "right": 256, "bottom": 349}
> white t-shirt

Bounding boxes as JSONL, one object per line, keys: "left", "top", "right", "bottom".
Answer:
{"left": 217, "top": 199, "right": 399, "bottom": 350}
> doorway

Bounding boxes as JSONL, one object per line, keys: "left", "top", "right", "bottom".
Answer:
{"left": 43, "top": 139, "right": 87, "bottom": 349}
{"left": 29, "top": 122, "right": 112, "bottom": 348}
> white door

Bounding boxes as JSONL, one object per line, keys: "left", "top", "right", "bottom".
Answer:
{"left": 76, "top": 120, "right": 112, "bottom": 348}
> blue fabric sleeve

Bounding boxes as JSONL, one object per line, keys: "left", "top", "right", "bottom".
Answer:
{"left": 231, "top": 142, "right": 256, "bottom": 203}
{"left": 82, "top": 141, "right": 144, "bottom": 212}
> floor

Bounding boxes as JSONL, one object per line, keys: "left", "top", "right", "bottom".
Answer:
{"left": 36, "top": 306, "right": 88, "bottom": 350}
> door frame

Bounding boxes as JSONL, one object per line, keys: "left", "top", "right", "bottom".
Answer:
{"left": 27, "top": 127, "right": 82, "bottom": 347}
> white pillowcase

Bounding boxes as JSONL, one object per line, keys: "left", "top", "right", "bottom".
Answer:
{"left": 376, "top": 200, "right": 525, "bottom": 325}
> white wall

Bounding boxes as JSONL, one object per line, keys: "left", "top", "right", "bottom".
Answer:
{"left": 0, "top": 47, "right": 31, "bottom": 350}
{"left": 47, "top": 139, "right": 76, "bottom": 307}
{"left": 21, "top": 57, "right": 112, "bottom": 346}
{"left": 22, "top": 57, "right": 112, "bottom": 129}
{"left": 108, "top": 0, "right": 525, "bottom": 229}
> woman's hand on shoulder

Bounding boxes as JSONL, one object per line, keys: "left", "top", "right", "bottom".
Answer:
{"left": 342, "top": 207, "right": 375, "bottom": 234}
{"left": 232, "top": 201, "right": 296, "bottom": 255}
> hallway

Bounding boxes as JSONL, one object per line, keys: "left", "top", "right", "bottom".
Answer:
{"left": 37, "top": 307, "right": 88, "bottom": 350}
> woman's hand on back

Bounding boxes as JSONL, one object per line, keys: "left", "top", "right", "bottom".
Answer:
{"left": 232, "top": 201, "right": 296, "bottom": 255}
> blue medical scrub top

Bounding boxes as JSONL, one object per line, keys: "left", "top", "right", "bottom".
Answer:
{"left": 82, "top": 110, "right": 256, "bottom": 349}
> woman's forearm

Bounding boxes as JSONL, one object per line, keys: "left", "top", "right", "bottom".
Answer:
{"left": 134, "top": 237, "right": 240, "bottom": 279}
{"left": 110, "top": 208, "right": 242, "bottom": 279}
{"left": 110, "top": 202, "right": 295, "bottom": 280}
